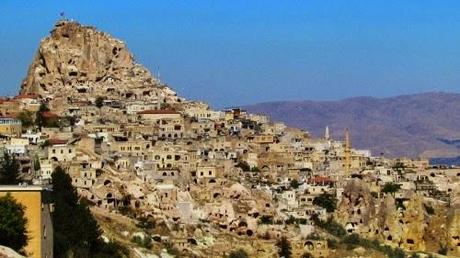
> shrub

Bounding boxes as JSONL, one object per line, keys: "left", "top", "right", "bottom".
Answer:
{"left": 438, "top": 245, "right": 448, "bottom": 255}
{"left": 301, "top": 252, "right": 313, "bottom": 258}
{"left": 342, "top": 233, "right": 361, "bottom": 249}
{"left": 423, "top": 204, "right": 435, "bottom": 215}
{"left": 17, "top": 111, "right": 34, "bottom": 128}
{"left": 236, "top": 161, "right": 250, "bottom": 171}
{"left": 228, "top": 249, "right": 249, "bottom": 258}
{"left": 137, "top": 216, "right": 155, "bottom": 230}
{"left": 131, "top": 235, "right": 152, "bottom": 249}
{"left": 95, "top": 96, "right": 104, "bottom": 108}
{"left": 327, "top": 238, "right": 338, "bottom": 249}
{"left": 251, "top": 167, "right": 260, "bottom": 172}
{"left": 312, "top": 217, "right": 346, "bottom": 238}
{"left": 258, "top": 215, "right": 273, "bottom": 225}
{"left": 290, "top": 179, "right": 300, "bottom": 189}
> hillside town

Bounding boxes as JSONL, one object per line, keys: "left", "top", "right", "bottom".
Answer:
{"left": 0, "top": 20, "right": 459, "bottom": 258}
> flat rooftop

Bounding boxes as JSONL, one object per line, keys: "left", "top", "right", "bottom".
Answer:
{"left": 0, "top": 185, "right": 51, "bottom": 192}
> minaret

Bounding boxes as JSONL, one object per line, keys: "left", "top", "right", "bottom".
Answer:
{"left": 324, "top": 126, "right": 330, "bottom": 140}
{"left": 344, "top": 128, "right": 351, "bottom": 175}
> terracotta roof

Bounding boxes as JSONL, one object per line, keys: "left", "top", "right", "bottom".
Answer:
{"left": 42, "top": 111, "right": 59, "bottom": 118}
{"left": 308, "top": 176, "right": 333, "bottom": 184}
{"left": 0, "top": 100, "right": 16, "bottom": 104}
{"left": 14, "top": 93, "right": 39, "bottom": 100}
{"left": 0, "top": 116, "right": 19, "bottom": 119}
{"left": 137, "top": 110, "right": 179, "bottom": 115}
{"left": 49, "top": 139, "right": 68, "bottom": 145}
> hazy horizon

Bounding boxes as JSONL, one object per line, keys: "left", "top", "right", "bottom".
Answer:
{"left": 2, "top": 0, "right": 460, "bottom": 108}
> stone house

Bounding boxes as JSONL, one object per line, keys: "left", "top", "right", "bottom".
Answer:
{"left": 48, "top": 139, "right": 76, "bottom": 162}
{"left": 0, "top": 117, "right": 22, "bottom": 137}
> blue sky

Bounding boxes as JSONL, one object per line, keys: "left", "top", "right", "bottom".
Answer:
{"left": 1, "top": 1, "right": 460, "bottom": 107}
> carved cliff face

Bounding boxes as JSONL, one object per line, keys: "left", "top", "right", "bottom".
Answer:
{"left": 377, "top": 195, "right": 403, "bottom": 245}
{"left": 447, "top": 203, "right": 460, "bottom": 256}
{"left": 336, "top": 180, "right": 434, "bottom": 252}
{"left": 336, "top": 179, "right": 376, "bottom": 234}
{"left": 398, "top": 194, "right": 426, "bottom": 251}
{"left": 20, "top": 20, "right": 165, "bottom": 110}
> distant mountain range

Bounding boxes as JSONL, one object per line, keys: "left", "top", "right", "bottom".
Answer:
{"left": 243, "top": 92, "right": 460, "bottom": 158}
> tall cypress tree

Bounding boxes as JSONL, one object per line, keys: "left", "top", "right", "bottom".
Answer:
{"left": 0, "top": 152, "right": 21, "bottom": 185}
{"left": 276, "top": 236, "right": 292, "bottom": 258}
{"left": 51, "top": 166, "right": 103, "bottom": 257}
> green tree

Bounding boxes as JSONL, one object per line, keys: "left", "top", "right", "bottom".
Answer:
{"left": 33, "top": 155, "right": 41, "bottom": 172}
{"left": 35, "top": 103, "right": 53, "bottom": 129}
{"left": 228, "top": 249, "right": 249, "bottom": 258}
{"left": 39, "top": 103, "right": 50, "bottom": 112}
{"left": 0, "top": 152, "right": 21, "bottom": 185}
{"left": 342, "top": 233, "right": 361, "bottom": 249}
{"left": 236, "top": 161, "right": 250, "bottom": 171}
{"left": 276, "top": 236, "right": 292, "bottom": 258}
{"left": 312, "top": 193, "right": 337, "bottom": 212}
{"left": 382, "top": 182, "right": 401, "bottom": 195}
{"left": 0, "top": 194, "right": 28, "bottom": 252}
{"left": 258, "top": 215, "right": 273, "bottom": 225}
{"left": 17, "top": 111, "right": 35, "bottom": 128}
{"left": 290, "top": 179, "right": 300, "bottom": 189}
{"left": 95, "top": 97, "right": 104, "bottom": 108}
{"left": 52, "top": 166, "right": 104, "bottom": 257}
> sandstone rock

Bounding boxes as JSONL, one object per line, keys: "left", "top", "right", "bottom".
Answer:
{"left": 398, "top": 193, "right": 426, "bottom": 251}
{"left": 447, "top": 203, "right": 460, "bottom": 256}
{"left": 0, "top": 245, "right": 24, "bottom": 258}
{"left": 20, "top": 20, "right": 179, "bottom": 113}
{"left": 336, "top": 179, "right": 377, "bottom": 235}
{"left": 377, "top": 195, "right": 403, "bottom": 246}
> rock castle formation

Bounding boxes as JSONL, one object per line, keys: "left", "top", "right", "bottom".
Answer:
{"left": 20, "top": 20, "right": 179, "bottom": 112}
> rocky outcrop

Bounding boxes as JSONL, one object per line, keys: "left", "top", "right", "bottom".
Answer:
{"left": 447, "top": 197, "right": 460, "bottom": 256}
{"left": 336, "top": 179, "right": 377, "bottom": 235}
{"left": 377, "top": 195, "right": 403, "bottom": 246}
{"left": 398, "top": 194, "right": 426, "bottom": 251}
{"left": 337, "top": 181, "right": 433, "bottom": 252}
{"left": 0, "top": 245, "right": 24, "bottom": 258}
{"left": 446, "top": 207, "right": 460, "bottom": 256}
{"left": 20, "top": 20, "right": 179, "bottom": 112}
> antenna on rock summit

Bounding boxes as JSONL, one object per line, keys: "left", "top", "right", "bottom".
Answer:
{"left": 157, "top": 66, "right": 161, "bottom": 82}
